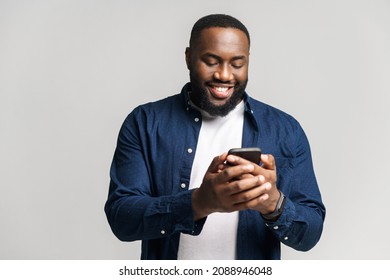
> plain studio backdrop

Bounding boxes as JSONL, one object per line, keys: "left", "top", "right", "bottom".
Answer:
{"left": 1, "top": 0, "right": 389, "bottom": 260}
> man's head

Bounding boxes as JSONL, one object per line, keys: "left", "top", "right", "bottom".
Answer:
{"left": 189, "top": 14, "right": 250, "bottom": 49}
{"left": 186, "top": 14, "right": 250, "bottom": 117}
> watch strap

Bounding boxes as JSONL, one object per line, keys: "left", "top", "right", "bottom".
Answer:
{"left": 262, "top": 191, "right": 286, "bottom": 221}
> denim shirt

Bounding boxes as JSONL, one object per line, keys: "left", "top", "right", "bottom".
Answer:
{"left": 105, "top": 83, "right": 326, "bottom": 260}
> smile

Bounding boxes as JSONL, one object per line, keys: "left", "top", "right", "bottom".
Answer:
{"left": 215, "top": 86, "right": 229, "bottom": 93}
{"left": 208, "top": 85, "right": 234, "bottom": 99}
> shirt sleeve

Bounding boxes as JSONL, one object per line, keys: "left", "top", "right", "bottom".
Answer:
{"left": 263, "top": 123, "right": 326, "bottom": 251}
{"left": 104, "top": 112, "right": 205, "bottom": 242}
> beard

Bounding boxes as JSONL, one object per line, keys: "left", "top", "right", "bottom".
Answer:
{"left": 189, "top": 73, "right": 248, "bottom": 117}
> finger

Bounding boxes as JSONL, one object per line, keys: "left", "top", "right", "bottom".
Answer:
{"left": 225, "top": 174, "right": 261, "bottom": 195}
{"left": 220, "top": 163, "right": 255, "bottom": 183}
{"left": 260, "top": 154, "right": 276, "bottom": 170}
{"left": 207, "top": 153, "right": 228, "bottom": 173}
{"left": 226, "top": 154, "right": 259, "bottom": 166}
{"left": 230, "top": 182, "right": 273, "bottom": 210}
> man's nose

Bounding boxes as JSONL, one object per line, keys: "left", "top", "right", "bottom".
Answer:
{"left": 213, "top": 64, "right": 233, "bottom": 82}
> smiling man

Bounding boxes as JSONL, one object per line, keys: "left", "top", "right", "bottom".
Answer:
{"left": 105, "top": 14, "right": 325, "bottom": 260}
{"left": 186, "top": 23, "right": 249, "bottom": 117}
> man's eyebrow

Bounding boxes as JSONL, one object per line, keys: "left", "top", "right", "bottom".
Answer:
{"left": 202, "top": 53, "right": 221, "bottom": 60}
{"left": 231, "top": 55, "right": 247, "bottom": 61}
{"left": 202, "top": 53, "right": 247, "bottom": 60}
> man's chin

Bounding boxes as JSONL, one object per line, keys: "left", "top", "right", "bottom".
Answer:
{"left": 200, "top": 97, "right": 242, "bottom": 117}
{"left": 189, "top": 81, "right": 247, "bottom": 117}
{"left": 208, "top": 97, "right": 231, "bottom": 107}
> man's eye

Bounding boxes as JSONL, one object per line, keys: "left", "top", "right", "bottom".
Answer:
{"left": 232, "top": 63, "right": 244, "bottom": 69}
{"left": 205, "top": 61, "right": 218, "bottom": 66}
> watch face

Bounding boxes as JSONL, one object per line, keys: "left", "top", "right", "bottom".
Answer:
{"left": 277, "top": 192, "right": 286, "bottom": 211}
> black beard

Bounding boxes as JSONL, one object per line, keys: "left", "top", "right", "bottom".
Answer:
{"left": 189, "top": 75, "right": 248, "bottom": 117}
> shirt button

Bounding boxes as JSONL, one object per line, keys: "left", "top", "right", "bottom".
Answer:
{"left": 284, "top": 236, "right": 288, "bottom": 241}
{"left": 187, "top": 148, "right": 193, "bottom": 154}
{"left": 180, "top": 183, "right": 186, "bottom": 189}
{"left": 273, "top": 226, "right": 279, "bottom": 230}
{"left": 161, "top": 230, "right": 166, "bottom": 235}
{"left": 194, "top": 117, "right": 199, "bottom": 122}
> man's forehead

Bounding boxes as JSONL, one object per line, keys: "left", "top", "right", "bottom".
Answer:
{"left": 196, "top": 27, "right": 250, "bottom": 53}
{"left": 199, "top": 27, "right": 248, "bottom": 40}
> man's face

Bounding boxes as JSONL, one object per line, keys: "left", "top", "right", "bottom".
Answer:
{"left": 186, "top": 27, "right": 249, "bottom": 117}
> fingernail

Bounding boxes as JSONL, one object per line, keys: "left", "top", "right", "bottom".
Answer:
{"left": 228, "top": 155, "right": 237, "bottom": 162}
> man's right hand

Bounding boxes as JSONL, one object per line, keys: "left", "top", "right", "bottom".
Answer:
{"left": 191, "top": 153, "right": 263, "bottom": 221}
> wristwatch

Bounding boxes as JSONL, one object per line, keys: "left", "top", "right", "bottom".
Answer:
{"left": 262, "top": 191, "right": 286, "bottom": 221}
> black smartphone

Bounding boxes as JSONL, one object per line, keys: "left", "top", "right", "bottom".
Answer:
{"left": 227, "top": 147, "right": 262, "bottom": 165}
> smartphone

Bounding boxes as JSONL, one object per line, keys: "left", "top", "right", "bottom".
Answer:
{"left": 227, "top": 147, "right": 262, "bottom": 165}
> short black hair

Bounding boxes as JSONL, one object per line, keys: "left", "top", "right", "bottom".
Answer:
{"left": 189, "top": 14, "right": 250, "bottom": 48}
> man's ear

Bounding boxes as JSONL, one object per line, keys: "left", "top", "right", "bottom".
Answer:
{"left": 185, "top": 47, "right": 191, "bottom": 70}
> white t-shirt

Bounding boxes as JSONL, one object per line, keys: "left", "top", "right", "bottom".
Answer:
{"left": 177, "top": 101, "right": 245, "bottom": 260}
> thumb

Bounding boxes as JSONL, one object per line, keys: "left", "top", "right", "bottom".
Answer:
{"left": 260, "top": 154, "right": 276, "bottom": 170}
{"left": 207, "top": 153, "right": 228, "bottom": 173}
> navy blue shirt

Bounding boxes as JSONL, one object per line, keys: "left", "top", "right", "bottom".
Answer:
{"left": 105, "top": 83, "right": 325, "bottom": 259}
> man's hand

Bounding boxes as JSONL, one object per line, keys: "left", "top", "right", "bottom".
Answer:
{"left": 192, "top": 152, "right": 280, "bottom": 221}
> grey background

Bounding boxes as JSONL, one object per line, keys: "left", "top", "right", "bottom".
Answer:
{"left": 1, "top": 0, "right": 389, "bottom": 259}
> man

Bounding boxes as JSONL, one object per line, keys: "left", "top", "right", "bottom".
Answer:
{"left": 105, "top": 14, "right": 325, "bottom": 260}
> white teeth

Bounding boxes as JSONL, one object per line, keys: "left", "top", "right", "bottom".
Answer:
{"left": 215, "top": 87, "right": 228, "bottom": 92}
